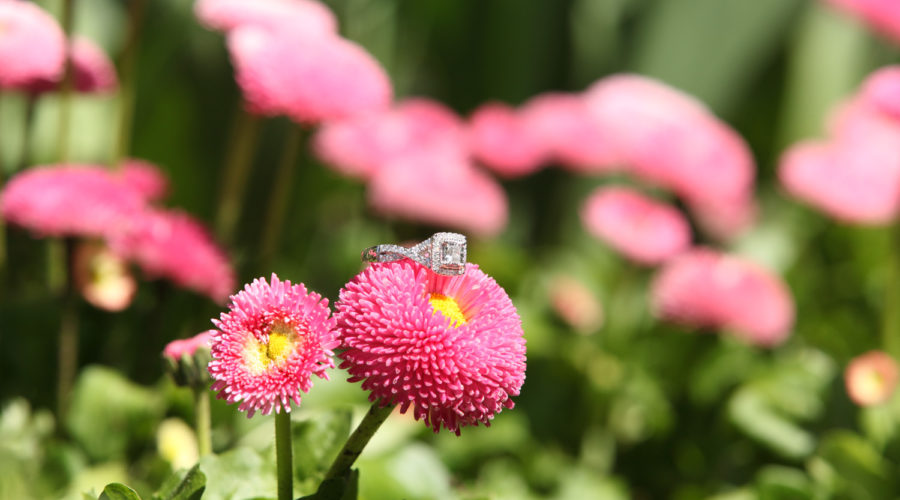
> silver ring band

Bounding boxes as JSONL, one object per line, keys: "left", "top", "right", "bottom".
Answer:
{"left": 361, "top": 232, "right": 467, "bottom": 275}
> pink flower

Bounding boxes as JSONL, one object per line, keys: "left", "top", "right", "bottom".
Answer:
{"left": 109, "top": 209, "right": 236, "bottom": 303}
{"left": 0, "top": 164, "right": 146, "bottom": 238}
{"left": 0, "top": 1, "right": 65, "bottom": 89}
{"left": 825, "top": 0, "right": 900, "bottom": 44}
{"left": 467, "top": 102, "right": 547, "bottom": 178}
{"left": 118, "top": 158, "right": 169, "bottom": 203}
{"left": 227, "top": 26, "right": 392, "bottom": 123}
{"left": 208, "top": 274, "right": 338, "bottom": 417}
{"left": 335, "top": 261, "right": 526, "bottom": 434}
{"left": 24, "top": 36, "right": 118, "bottom": 94}
{"left": 73, "top": 241, "right": 137, "bottom": 312}
{"left": 650, "top": 248, "right": 794, "bottom": 347}
{"left": 367, "top": 152, "right": 508, "bottom": 237}
{"left": 195, "top": 0, "right": 337, "bottom": 35}
{"left": 164, "top": 331, "right": 213, "bottom": 362}
{"left": 858, "top": 66, "right": 900, "bottom": 119}
{"left": 313, "top": 98, "right": 466, "bottom": 180}
{"left": 520, "top": 92, "right": 618, "bottom": 173}
{"left": 547, "top": 275, "right": 604, "bottom": 335}
{"left": 581, "top": 186, "right": 691, "bottom": 266}
{"left": 845, "top": 351, "right": 899, "bottom": 406}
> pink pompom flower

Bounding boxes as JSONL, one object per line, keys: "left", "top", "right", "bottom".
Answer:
{"left": 845, "top": 351, "right": 899, "bottom": 406}
{"left": 367, "top": 152, "right": 508, "bottom": 237}
{"left": 109, "top": 209, "right": 236, "bottom": 303}
{"left": 335, "top": 260, "right": 526, "bottom": 434}
{"left": 118, "top": 158, "right": 169, "bottom": 203}
{"left": 227, "top": 26, "right": 392, "bottom": 123}
{"left": 825, "top": 0, "right": 900, "bottom": 44}
{"left": 0, "top": 164, "right": 147, "bottom": 238}
{"left": 0, "top": 1, "right": 65, "bottom": 89}
{"left": 24, "top": 36, "right": 117, "bottom": 94}
{"left": 208, "top": 274, "right": 338, "bottom": 417}
{"left": 313, "top": 98, "right": 467, "bottom": 180}
{"left": 164, "top": 331, "right": 213, "bottom": 362}
{"left": 72, "top": 240, "right": 137, "bottom": 312}
{"left": 650, "top": 248, "right": 795, "bottom": 347}
{"left": 581, "top": 186, "right": 691, "bottom": 266}
{"left": 467, "top": 101, "right": 547, "bottom": 178}
{"left": 195, "top": 0, "right": 337, "bottom": 35}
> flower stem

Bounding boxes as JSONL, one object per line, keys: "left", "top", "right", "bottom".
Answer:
{"left": 259, "top": 125, "right": 305, "bottom": 271}
{"left": 18, "top": 95, "right": 38, "bottom": 172}
{"left": 56, "top": 237, "right": 79, "bottom": 420}
{"left": 112, "top": 0, "right": 148, "bottom": 167}
{"left": 883, "top": 222, "right": 900, "bottom": 358}
{"left": 215, "top": 109, "right": 261, "bottom": 244}
{"left": 194, "top": 386, "right": 212, "bottom": 456}
{"left": 57, "top": 0, "right": 76, "bottom": 164}
{"left": 324, "top": 402, "right": 394, "bottom": 480}
{"left": 275, "top": 411, "right": 293, "bottom": 500}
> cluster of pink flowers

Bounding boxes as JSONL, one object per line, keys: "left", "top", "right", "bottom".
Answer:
{"left": 0, "top": 1, "right": 116, "bottom": 94}
{"left": 780, "top": 66, "right": 900, "bottom": 224}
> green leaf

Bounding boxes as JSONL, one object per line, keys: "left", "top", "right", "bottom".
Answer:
{"left": 298, "top": 469, "right": 358, "bottom": 500}
{"left": 155, "top": 464, "right": 206, "bottom": 500}
{"left": 728, "top": 388, "right": 814, "bottom": 460}
{"left": 293, "top": 409, "right": 353, "bottom": 481}
{"left": 198, "top": 447, "right": 277, "bottom": 500}
{"left": 811, "top": 431, "right": 895, "bottom": 499}
{"left": 755, "top": 465, "right": 813, "bottom": 499}
{"left": 98, "top": 483, "right": 142, "bottom": 500}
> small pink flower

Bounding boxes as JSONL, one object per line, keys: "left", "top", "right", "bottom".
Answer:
{"left": 0, "top": 1, "right": 65, "bottom": 89}
{"left": 650, "top": 248, "right": 794, "bottom": 347}
{"left": 547, "top": 275, "right": 604, "bottom": 335}
{"left": 825, "top": 0, "right": 900, "bottom": 44}
{"left": 367, "top": 152, "right": 508, "bottom": 237}
{"left": 73, "top": 240, "right": 137, "bottom": 312}
{"left": 0, "top": 164, "right": 146, "bottom": 238}
{"left": 164, "top": 331, "right": 213, "bottom": 362}
{"left": 195, "top": 0, "right": 337, "bottom": 35}
{"left": 313, "top": 98, "right": 466, "bottom": 180}
{"left": 109, "top": 209, "right": 236, "bottom": 303}
{"left": 467, "top": 102, "right": 547, "bottom": 178}
{"left": 118, "top": 158, "right": 169, "bottom": 203}
{"left": 24, "top": 36, "right": 118, "bottom": 94}
{"left": 581, "top": 186, "right": 691, "bottom": 266}
{"left": 209, "top": 274, "right": 338, "bottom": 417}
{"left": 520, "top": 92, "right": 619, "bottom": 173}
{"left": 335, "top": 261, "right": 526, "bottom": 434}
{"left": 845, "top": 351, "right": 899, "bottom": 406}
{"left": 227, "top": 26, "right": 392, "bottom": 123}
{"left": 858, "top": 66, "right": 900, "bottom": 119}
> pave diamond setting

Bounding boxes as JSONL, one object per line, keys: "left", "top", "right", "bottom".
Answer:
{"left": 361, "top": 232, "right": 467, "bottom": 276}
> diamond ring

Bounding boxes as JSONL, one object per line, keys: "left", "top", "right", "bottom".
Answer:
{"left": 361, "top": 232, "right": 467, "bottom": 276}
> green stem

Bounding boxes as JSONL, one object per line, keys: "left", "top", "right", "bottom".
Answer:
{"left": 258, "top": 125, "right": 305, "bottom": 271}
{"left": 18, "top": 95, "right": 37, "bottom": 172}
{"left": 215, "top": 110, "right": 261, "bottom": 244}
{"left": 57, "top": 0, "right": 75, "bottom": 164}
{"left": 194, "top": 387, "right": 212, "bottom": 456}
{"left": 56, "top": 237, "right": 78, "bottom": 421}
{"left": 883, "top": 223, "right": 900, "bottom": 358}
{"left": 275, "top": 411, "right": 293, "bottom": 500}
{"left": 112, "top": 0, "right": 148, "bottom": 166}
{"left": 324, "top": 402, "right": 394, "bottom": 480}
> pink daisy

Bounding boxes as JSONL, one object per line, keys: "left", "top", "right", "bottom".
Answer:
{"left": 858, "top": 65, "right": 900, "bottom": 119}
{"left": 164, "top": 330, "right": 213, "bottom": 362}
{"left": 313, "top": 98, "right": 467, "bottom": 180}
{"left": 0, "top": 1, "right": 65, "bottom": 89}
{"left": 118, "top": 158, "right": 169, "bottom": 203}
{"left": 335, "top": 260, "right": 526, "bottom": 434}
{"left": 24, "top": 36, "right": 118, "bottom": 94}
{"left": 208, "top": 274, "right": 338, "bottom": 417}
{"left": 845, "top": 351, "right": 899, "bottom": 406}
{"left": 72, "top": 240, "right": 137, "bottom": 312}
{"left": 195, "top": 0, "right": 337, "bottom": 35}
{"left": 227, "top": 26, "right": 392, "bottom": 123}
{"left": 109, "top": 209, "right": 236, "bottom": 303}
{"left": 467, "top": 101, "right": 547, "bottom": 178}
{"left": 0, "top": 164, "right": 147, "bottom": 238}
{"left": 650, "top": 248, "right": 794, "bottom": 347}
{"left": 520, "top": 92, "right": 619, "bottom": 173}
{"left": 367, "top": 152, "right": 508, "bottom": 237}
{"left": 580, "top": 186, "right": 691, "bottom": 266}
{"left": 825, "top": 0, "right": 900, "bottom": 44}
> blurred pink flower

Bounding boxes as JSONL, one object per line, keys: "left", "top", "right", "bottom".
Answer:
{"left": 521, "top": 92, "right": 618, "bottom": 173}
{"left": 548, "top": 275, "right": 604, "bottom": 334}
{"left": 825, "top": 0, "right": 900, "bottom": 44}
{"left": 209, "top": 274, "right": 338, "bottom": 417}
{"left": 467, "top": 101, "right": 547, "bottom": 178}
{"left": 585, "top": 75, "right": 756, "bottom": 235}
{"left": 650, "top": 248, "right": 794, "bottom": 347}
{"left": 194, "top": 0, "right": 337, "bottom": 35}
{"left": 368, "top": 152, "right": 508, "bottom": 237}
{"left": 110, "top": 209, "right": 236, "bottom": 303}
{"left": 313, "top": 98, "right": 466, "bottom": 180}
{"left": 581, "top": 186, "right": 691, "bottom": 266}
{"left": 73, "top": 241, "right": 137, "bottom": 312}
{"left": 25, "top": 36, "right": 118, "bottom": 94}
{"left": 118, "top": 158, "right": 169, "bottom": 203}
{"left": 164, "top": 331, "right": 213, "bottom": 361}
{"left": 858, "top": 65, "right": 900, "bottom": 119}
{"left": 0, "top": 164, "right": 146, "bottom": 238}
{"left": 845, "top": 351, "right": 899, "bottom": 406}
{"left": 335, "top": 260, "right": 526, "bottom": 434}
{"left": 0, "top": 1, "right": 65, "bottom": 89}
{"left": 227, "top": 26, "right": 392, "bottom": 123}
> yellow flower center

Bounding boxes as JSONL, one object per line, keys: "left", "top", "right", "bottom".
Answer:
{"left": 243, "top": 322, "right": 300, "bottom": 374}
{"left": 429, "top": 293, "right": 467, "bottom": 327}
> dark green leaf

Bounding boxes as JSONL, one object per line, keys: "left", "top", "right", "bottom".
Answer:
{"left": 155, "top": 464, "right": 205, "bottom": 500}
{"left": 98, "top": 483, "right": 142, "bottom": 500}
{"left": 298, "top": 469, "right": 358, "bottom": 500}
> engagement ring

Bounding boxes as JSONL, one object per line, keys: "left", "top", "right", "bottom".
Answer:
{"left": 362, "top": 232, "right": 467, "bottom": 275}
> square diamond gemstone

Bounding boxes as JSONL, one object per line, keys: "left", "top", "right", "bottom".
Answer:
{"left": 431, "top": 232, "right": 466, "bottom": 275}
